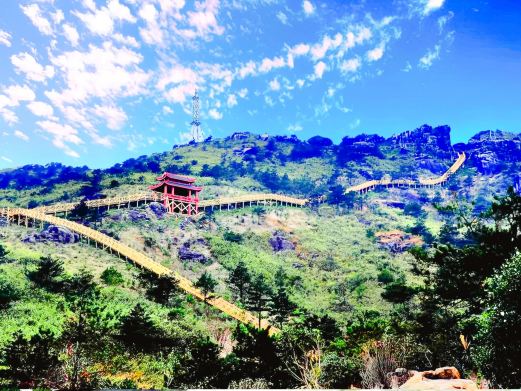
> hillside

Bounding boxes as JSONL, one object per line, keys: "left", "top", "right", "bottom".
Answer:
{"left": 1, "top": 124, "right": 520, "bottom": 388}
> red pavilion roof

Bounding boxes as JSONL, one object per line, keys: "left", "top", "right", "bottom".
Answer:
{"left": 156, "top": 172, "right": 196, "bottom": 184}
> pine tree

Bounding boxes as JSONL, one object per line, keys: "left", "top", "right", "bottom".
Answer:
{"left": 0, "top": 243, "right": 9, "bottom": 260}
{"left": 119, "top": 303, "right": 162, "bottom": 352}
{"left": 195, "top": 271, "right": 218, "bottom": 304}
{"left": 271, "top": 267, "right": 296, "bottom": 326}
{"left": 228, "top": 260, "right": 251, "bottom": 302}
{"left": 245, "top": 274, "right": 273, "bottom": 328}
{"left": 28, "top": 256, "right": 65, "bottom": 291}
{"left": 139, "top": 270, "right": 179, "bottom": 305}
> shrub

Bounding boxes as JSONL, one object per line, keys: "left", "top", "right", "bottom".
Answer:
{"left": 223, "top": 230, "right": 244, "bottom": 243}
{"left": 377, "top": 269, "right": 395, "bottom": 284}
{"left": 100, "top": 267, "right": 124, "bottom": 286}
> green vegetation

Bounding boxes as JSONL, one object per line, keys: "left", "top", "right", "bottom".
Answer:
{"left": 1, "top": 132, "right": 521, "bottom": 388}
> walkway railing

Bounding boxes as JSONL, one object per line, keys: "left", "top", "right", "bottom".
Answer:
{"left": 345, "top": 152, "right": 466, "bottom": 194}
{"left": 0, "top": 207, "right": 279, "bottom": 335}
{"left": 35, "top": 192, "right": 308, "bottom": 215}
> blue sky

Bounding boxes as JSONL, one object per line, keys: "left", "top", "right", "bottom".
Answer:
{"left": 0, "top": 0, "right": 520, "bottom": 168}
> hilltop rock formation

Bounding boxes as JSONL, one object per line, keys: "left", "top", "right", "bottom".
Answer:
{"left": 390, "top": 124, "right": 452, "bottom": 160}
{"left": 337, "top": 134, "right": 385, "bottom": 164}
{"left": 455, "top": 130, "right": 521, "bottom": 174}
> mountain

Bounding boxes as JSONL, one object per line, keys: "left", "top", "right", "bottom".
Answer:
{"left": 0, "top": 124, "right": 520, "bottom": 388}
{"left": 1, "top": 124, "right": 519, "bottom": 210}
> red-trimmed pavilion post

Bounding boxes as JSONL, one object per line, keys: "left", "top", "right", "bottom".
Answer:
{"left": 149, "top": 173, "right": 202, "bottom": 216}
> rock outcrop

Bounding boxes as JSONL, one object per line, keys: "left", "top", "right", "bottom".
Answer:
{"left": 178, "top": 239, "right": 209, "bottom": 263}
{"left": 455, "top": 130, "right": 521, "bottom": 174}
{"left": 148, "top": 202, "right": 167, "bottom": 219}
{"left": 128, "top": 209, "right": 149, "bottom": 222}
{"left": 23, "top": 225, "right": 80, "bottom": 244}
{"left": 390, "top": 124, "right": 453, "bottom": 159}
{"left": 375, "top": 230, "right": 423, "bottom": 253}
{"left": 399, "top": 367, "right": 477, "bottom": 390}
{"left": 269, "top": 231, "right": 295, "bottom": 252}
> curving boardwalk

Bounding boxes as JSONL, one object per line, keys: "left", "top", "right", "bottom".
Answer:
{"left": 345, "top": 152, "right": 466, "bottom": 194}
{"left": 36, "top": 192, "right": 307, "bottom": 215}
{"left": 0, "top": 207, "right": 280, "bottom": 335}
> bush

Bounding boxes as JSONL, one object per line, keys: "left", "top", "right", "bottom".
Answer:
{"left": 381, "top": 279, "right": 416, "bottom": 303}
{"left": 100, "top": 267, "right": 124, "bottom": 286}
{"left": 223, "top": 230, "right": 244, "bottom": 243}
{"left": 377, "top": 269, "right": 395, "bottom": 284}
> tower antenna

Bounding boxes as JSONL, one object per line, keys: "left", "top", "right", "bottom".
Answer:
{"left": 190, "top": 89, "right": 204, "bottom": 142}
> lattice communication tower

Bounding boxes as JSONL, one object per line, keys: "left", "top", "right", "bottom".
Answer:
{"left": 190, "top": 90, "right": 204, "bottom": 142}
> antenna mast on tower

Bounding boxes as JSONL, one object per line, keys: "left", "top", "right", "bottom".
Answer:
{"left": 190, "top": 90, "right": 204, "bottom": 142}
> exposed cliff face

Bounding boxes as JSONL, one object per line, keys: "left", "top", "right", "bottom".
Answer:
{"left": 455, "top": 130, "right": 521, "bottom": 174}
{"left": 337, "top": 134, "right": 386, "bottom": 165}
{"left": 388, "top": 124, "right": 453, "bottom": 159}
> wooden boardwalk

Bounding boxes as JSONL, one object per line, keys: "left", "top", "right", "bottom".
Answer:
{"left": 0, "top": 207, "right": 280, "bottom": 335}
{"left": 345, "top": 152, "right": 466, "bottom": 194}
{"left": 36, "top": 192, "right": 307, "bottom": 215}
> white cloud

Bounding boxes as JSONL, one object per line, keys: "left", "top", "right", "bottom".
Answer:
{"left": 74, "top": 0, "right": 136, "bottom": 36}
{"left": 302, "top": 0, "right": 315, "bottom": 16}
{"left": 264, "top": 96, "right": 274, "bottom": 107}
{"left": 20, "top": 3, "right": 53, "bottom": 35}
{"left": 14, "top": 130, "right": 29, "bottom": 141}
{"left": 314, "top": 61, "right": 326, "bottom": 79}
{"left": 424, "top": 0, "right": 445, "bottom": 15}
{"left": 0, "top": 109, "right": 18, "bottom": 125}
{"left": 93, "top": 104, "right": 128, "bottom": 130}
{"left": 402, "top": 62, "right": 412, "bottom": 72}
{"left": 63, "top": 24, "right": 80, "bottom": 46}
{"left": 367, "top": 46, "right": 384, "bottom": 61}
{"left": 259, "top": 56, "right": 286, "bottom": 73}
{"left": 27, "top": 101, "right": 54, "bottom": 117}
{"left": 296, "top": 79, "right": 305, "bottom": 88}
{"left": 47, "top": 42, "right": 150, "bottom": 106}
{"left": 51, "top": 9, "right": 64, "bottom": 24}
{"left": 138, "top": 3, "right": 164, "bottom": 45}
{"left": 1, "top": 156, "right": 13, "bottom": 163}
{"left": 311, "top": 33, "right": 343, "bottom": 60}
{"left": 269, "top": 78, "right": 281, "bottom": 91}
{"left": 5, "top": 85, "right": 36, "bottom": 105}
{"left": 438, "top": 11, "right": 454, "bottom": 32}
{"left": 227, "top": 94, "right": 237, "bottom": 107}
{"left": 238, "top": 88, "right": 248, "bottom": 98}
{"left": 113, "top": 33, "right": 140, "bottom": 47}
{"left": 162, "top": 105, "right": 173, "bottom": 114}
{"left": 182, "top": 0, "right": 224, "bottom": 39}
{"left": 208, "top": 108, "right": 222, "bottom": 120}
{"left": 238, "top": 61, "right": 257, "bottom": 78}
{"left": 277, "top": 11, "right": 288, "bottom": 25}
{"left": 37, "top": 120, "right": 83, "bottom": 157}
{"left": 340, "top": 57, "right": 361, "bottom": 73}
{"left": 164, "top": 84, "right": 197, "bottom": 104}
{"left": 418, "top": 44, "right": 441, "bottom": 69}
{"left": 10, "top": 52, "right": 55, "bottom": 82}
{"left": 287, "top": 123, "right": 303, "bottom": 132}
{"left": 0, "top": 30, "right": 12, "bottom": 47}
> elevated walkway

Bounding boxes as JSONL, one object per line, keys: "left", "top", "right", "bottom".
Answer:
{"left": 0, "top": 207, "right": 279, "bottom": 335}
{"left": 345, "top": 152, "right": 466, "bottom": 194}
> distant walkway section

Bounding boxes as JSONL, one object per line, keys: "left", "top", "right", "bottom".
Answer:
{"left": 345, "top": 152, "right": 466, "bottom": 194}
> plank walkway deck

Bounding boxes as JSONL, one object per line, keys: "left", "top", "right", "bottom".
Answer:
{"left": 345, "top": 152, "right": 466, "bottom": 193}
{"left": 0, "top": 207, "right": 280, "bottom": 335}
